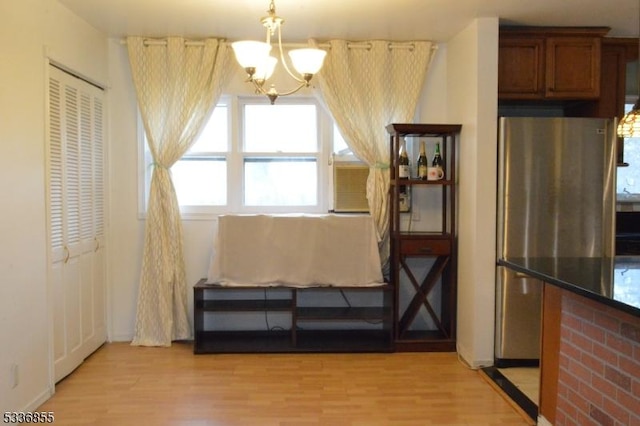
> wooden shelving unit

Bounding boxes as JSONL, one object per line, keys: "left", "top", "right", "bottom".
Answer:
{"left": 386, "top": 123, "right": 461, "bottom": 352}
{"left": 193, "top": 280, "right": 393, "bottom": 353}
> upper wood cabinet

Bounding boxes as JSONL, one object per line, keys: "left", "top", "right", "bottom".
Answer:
{"left": 499, "top": 27, "right": 610, "bottom": 100}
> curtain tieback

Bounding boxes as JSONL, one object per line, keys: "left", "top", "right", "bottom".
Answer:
{"left": 374, "top": 162, "right": 390, "bottom": 170}
{"left": 150, "top": 162, "right": 170, "bottom": 170}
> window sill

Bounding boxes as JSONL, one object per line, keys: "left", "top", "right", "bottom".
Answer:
{"left": 617, "top": 194, "right": 640, "bottom": 204}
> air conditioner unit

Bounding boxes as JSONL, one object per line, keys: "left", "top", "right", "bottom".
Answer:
{"left": 333, "top": 162, "right": 369, "bottom": 213}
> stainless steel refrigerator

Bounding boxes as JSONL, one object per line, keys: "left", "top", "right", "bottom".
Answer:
{"left": 495, "top": 117, "right": 616, "bottom": 366}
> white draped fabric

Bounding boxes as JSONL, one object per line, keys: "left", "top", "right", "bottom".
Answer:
{"left": 127, "top": 36, "right": 230, "bottom": 346}
{"left": 208, "top": 214, "right": 384, "bottom": 287}
{"left": 315, "top": 40, "right": 434, "bottom": 269}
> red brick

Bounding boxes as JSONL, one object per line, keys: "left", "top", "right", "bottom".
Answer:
{"left": 589, "top": 403, "right": 615, "bottom": 426}
{"left": 559, "top": 352, "right": 572, "bottom": 370}
{"left": 560, "top": 367, "right": 581, "bottom": 392}
{"left": 566, "top": 297, "right": 596, "bottom": 323}
{"left": 607, "top": 332, "right": 634, "bottom": 357}
{"left": 564, "top": 313, "right": 584, "bottom": 333}
{"left": 621, "top": 322, "right": 640, "bottom": 344}
{"left": 582, "top": 322, "right": 606, "bottom": 344}
{"left": 603, "top": 395, "right": 632, "bottom": 424}
{"left": 593, "top": 341, "right": 620, "bottom": 366}
{"left": 565, "top": 386, "right": 591, "bottom": 413}
{"left": 633, "top": 379, "right": 640, "bottom": 399}
{"left": 619, "top": 354, "right": 640, "bottom": 378}
{"left": 562, "top": 322, "right": 576, "bottom": 340}
{"left": 581, "top": 351, "right": 605, "bottom": 376}
{"left": 561, "top": 339, "right": 584, "bottom": 360}
{"left": 594, "top": 312, "right": 621, "bottom": 334}
{"left": 579, "top": 381, "right": 604, "bottom": 406}
{"left": 577, "top": 410, "right": 599, "bottom": 426}
{"left": 615, "top": 388, "right": 639, "bottom": 417}
{"left": 571, "top": 331, "right": 595, "bottom": 352}
{"left": 630, "top": 412, "right": 640, "bottom": 426}
{"left": 592, "top": 374, "right": 619, "bottom": 399}
{"left": 566, "top": 357, "right": 593, "bottom": 384}
{"left": 557, "top": 392, "right": 577, "bottom": 419}
{"left": 605, "top": 365, "right": 632, "bottom": 392}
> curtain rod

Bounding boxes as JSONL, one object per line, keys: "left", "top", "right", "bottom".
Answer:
{"left": 119, "top": 38, "right": 438, "bottom": 51}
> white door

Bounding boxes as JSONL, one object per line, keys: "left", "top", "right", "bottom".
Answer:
{"left": 47, "top": 65, "right": 107, "bottom": 382}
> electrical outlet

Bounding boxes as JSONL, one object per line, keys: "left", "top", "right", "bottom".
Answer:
{"left": 10, "top": 364, "right": 19, "bottom": 388}
{"left": 412, "top": 209, "right": 420, "bottom": 221}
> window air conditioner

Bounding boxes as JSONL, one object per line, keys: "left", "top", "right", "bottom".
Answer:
{"left": 333, "top": 163, "right": 369, "bottom": 213}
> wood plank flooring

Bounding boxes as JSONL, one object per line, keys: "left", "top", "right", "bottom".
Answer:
{"left": 38, "top": 342, "right": 532, "bottom": 425}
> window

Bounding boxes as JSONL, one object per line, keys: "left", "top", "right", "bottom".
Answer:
{"left": 618, "top": 103, "right": 640, "bottom": 200}
{"left": 140, "top": 96, "right": 349, "bottom": 217}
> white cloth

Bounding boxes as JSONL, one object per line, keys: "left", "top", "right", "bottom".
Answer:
{"left": 208, "top": 214, "right": 384, "bottom": 287}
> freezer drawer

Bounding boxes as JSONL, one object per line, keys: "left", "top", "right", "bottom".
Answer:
{"left": 495, "top": 266, "right": 542, "bottom": 365}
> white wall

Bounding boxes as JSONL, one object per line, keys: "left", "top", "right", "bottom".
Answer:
{"left": 0, "top": 0, "right": 108, "bottom": 412}
{"left": 0, "top": 7, "right": 499, "bottom": 414}
{"left": 108, "top": 24, "right": 501, "bottom": 369}
{"left": 446, "top": 18, "right": 499, "bottom": 367}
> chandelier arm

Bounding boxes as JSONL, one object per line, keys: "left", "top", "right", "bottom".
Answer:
{"left": 272, "top": 81, "right": 308, "bottom": 97}
{"left": 275, "top": 25, "right": 306, "bottom": 84}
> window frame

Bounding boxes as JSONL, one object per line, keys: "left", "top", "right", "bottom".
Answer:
{"left": 138, "top": 95, "right": 337, "bottom": 219}
{"left": 617, "top": 100, "right": 640, "bottom": 203}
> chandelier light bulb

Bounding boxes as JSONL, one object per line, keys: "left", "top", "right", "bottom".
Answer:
{"left": 231, "top": 0, "right": 326, "bottom": 104}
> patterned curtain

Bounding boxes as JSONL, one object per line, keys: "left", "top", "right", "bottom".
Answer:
{"left": 127, "top": 37, "right": 230, "bottom": 346}
{"left": 315, "top": 40, "right": 435, "bottom": 269}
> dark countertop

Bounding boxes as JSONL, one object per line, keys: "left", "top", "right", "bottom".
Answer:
{"left": 498, "top": 256, "right": 640, "bottom": 318}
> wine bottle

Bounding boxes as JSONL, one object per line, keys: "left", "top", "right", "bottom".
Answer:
{"left": 417, "top": 140, "right": 428, "bottom": 180}
{"left": 398, "top": 138, "right": 410, "bottom": 179}
{"left": 398, "top": 139, "right": 410, "bottom": 212}
{"left": 432, "top": 142, "right": 443, "bottom": 170}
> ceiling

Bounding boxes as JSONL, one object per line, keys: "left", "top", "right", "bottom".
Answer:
{"left": 58, "top": 0, "right": 640, "bottom": 43}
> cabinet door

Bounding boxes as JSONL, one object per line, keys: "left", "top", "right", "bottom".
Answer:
{"left": 48, "top": 65, "right": 107, "bottom": 382}
{"left": 545, "top": 37, "right": 601, "bottom": 99}
{"left": 498, "top": 37, "right": 545, "bottom": 99}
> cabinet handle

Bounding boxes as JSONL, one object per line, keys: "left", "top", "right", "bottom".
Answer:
{"left": 63, "top": 246, "right": 70, "bottom": 264}
{"left": 94, "top": 237, "right": 100, "bottom": 252}
{"left": 419, "top": 247, "right": 433, "bottom": 253}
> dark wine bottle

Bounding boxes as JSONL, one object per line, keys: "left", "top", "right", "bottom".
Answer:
{"left": 398, "top": 139, "right": 410, "bottom": 179}
{"left": 398, "top": 139, "right": 410, "bottom": 212}
{"left": 417, "top": 140, "right": 428, "bottom": 180}
{"left": 432, "top": 142, "right": 443, "bottom": 169}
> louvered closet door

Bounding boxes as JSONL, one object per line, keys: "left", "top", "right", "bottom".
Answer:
{"left": 48, "top": 66, "right": 106, "bottom": 382}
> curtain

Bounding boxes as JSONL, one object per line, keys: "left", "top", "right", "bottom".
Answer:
{"left": 315, "top": 40, "right": 435, "bottom": 269}
{"left": 127, "top": 36, "right": 230, "bottom": 346}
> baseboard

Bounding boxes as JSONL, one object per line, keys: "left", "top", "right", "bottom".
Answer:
{"left": 456, "top": 342, "right": 493, "bottom": 369}
{"left": 538, "top": 415, "right": 553, "bottom": 426}
{"left": 25, "top": 387, "right": 54, "bottom": 412}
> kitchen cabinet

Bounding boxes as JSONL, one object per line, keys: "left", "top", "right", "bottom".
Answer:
{"left": 572, "top": 37, "right": 638, "bottom": 166}
{"left": 386, "top": 123, "right": 461, "bottom": 352}
{"left": 499, "top": 27, "right": 609, "bottom": 100}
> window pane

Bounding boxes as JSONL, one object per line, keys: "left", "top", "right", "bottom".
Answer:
{"left": 189, "top": 105, "right": 228, "bottom": 153}
{"left": 244, "top": 159, "right": 317, "bottom": 206}
{"left": 618, "top": 103, "right": 640, "bottom": 196}
{"left": 333, "top": 124, "right": 349, "bottom": 154}
{"left": 171, "top": 158, "right": 226, "bottom": 205}
{"left": 244, "top": 104, "right": 317, "bottom": 153}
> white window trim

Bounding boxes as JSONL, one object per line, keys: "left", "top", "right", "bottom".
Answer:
{"left": 137, "top": 95, "right": 335, "bottom": 220}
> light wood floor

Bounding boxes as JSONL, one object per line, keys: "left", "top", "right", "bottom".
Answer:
{"left": 38, "top": 342, "right": 532, "bottom": 425}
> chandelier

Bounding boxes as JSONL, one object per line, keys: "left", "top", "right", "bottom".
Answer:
{"left": 231, "top": 0, "right": 327, "bottom": 104}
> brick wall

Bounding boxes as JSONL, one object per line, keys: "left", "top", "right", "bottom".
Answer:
{"left": 555, "top": 292, "right": 640, "bottom": 426}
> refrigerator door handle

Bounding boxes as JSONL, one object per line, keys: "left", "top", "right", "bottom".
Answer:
{"left": 513, "top": 272, "right": 531, "bottom": 279}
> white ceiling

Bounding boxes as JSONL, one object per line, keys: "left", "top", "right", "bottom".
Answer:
{"left": 58, "top": 0, "right": 639, "bottom": 43}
